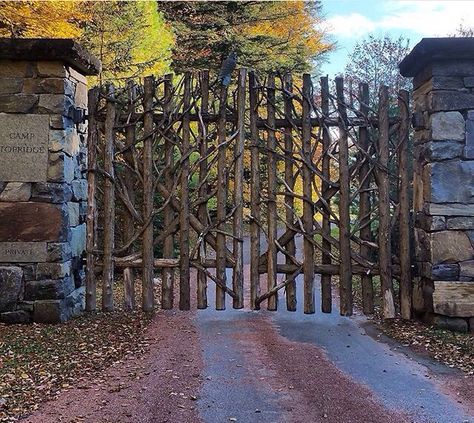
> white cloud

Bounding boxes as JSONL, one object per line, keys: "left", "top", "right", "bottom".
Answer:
{"left": 326, "top": 13, "right": 376, "bottom": 38}
{"left": 327, "top": 1, "right": 474, "bottom": 39}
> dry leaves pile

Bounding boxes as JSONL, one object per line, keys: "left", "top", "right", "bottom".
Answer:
{"left": 381, "top": 318, "right": 474, "bottom": 375}
{"left": 0, "top": 283, "right": 154, "bottom": 422}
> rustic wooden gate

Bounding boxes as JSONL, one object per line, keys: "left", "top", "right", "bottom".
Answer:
{"left": 85, "top": 70, "right": 412, "bottom": 319}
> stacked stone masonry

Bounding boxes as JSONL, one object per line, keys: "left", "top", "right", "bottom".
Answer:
{"left": 0, "top": 57, "right": 91, "bottom": 323}
{"left": 400, "top": 39, "right": 474, "bottom": 333}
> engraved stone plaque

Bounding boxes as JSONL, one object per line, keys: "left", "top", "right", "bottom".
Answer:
{"left": 0, "top": 114, "right": 49, "bottom": 182}
{"left": 0, "top": 242, "right": 47, "bottom": 262}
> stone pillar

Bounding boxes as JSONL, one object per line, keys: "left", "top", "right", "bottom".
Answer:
{"left": 400, "top": 38, "right": 474, "bottom": 332}
{"left": 0, "top": 39, "right": 100, "bottom": 323}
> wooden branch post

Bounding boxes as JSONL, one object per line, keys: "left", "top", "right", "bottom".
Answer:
{"left": 179, "top": 72, "right": 192, "bottom": 310}
{"left": 358, "top": 82, "right": 374, "bottom": 314}
{"left": 266, "top": 73, "right": 278, "bottom": 311}
{"left": 197, "top": 71, "right": 209, "bottom": 309}
{"left": 142, "top": 76, "right": 155, "bottom": 312}
{"left": 162, "top": 74, "right": 175, "bottom": 310}
{"left": 216, "top": 83, "right": 229, "bottom": 310}
{"left": 86, "top": 87, "right": 99, "bottom": 312}
{"left": 336, "top": 77, "right": 353, "bottom": 316}
{"left": 302, "top": 74, "right": 315, "bottom": 314}
{"left": 232, "top": 68, "right": 246, "bottom": 309}
{"left": 249, "top": 72, "right": 261, "bottom": 310}
{"left": 398, "top": 89, "right": 412, "bottom": 320}
{"left": 284, "top": 73, "right": 297, "bottom": 311}
{"left": 320, "top": 76, "right": 332, "bottom": 313}
{"left": 102, "top": 84, "right": 116, "bottom": 312}
{"left": 378, "top": 85, "right": 396, "bottom": 319}
{"left": 123, "top": 81, "right": 137, "bottom": 311}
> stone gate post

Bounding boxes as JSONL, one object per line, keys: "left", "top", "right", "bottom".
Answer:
{"left": 0, "top": 39, "right": 100, "bottom": 323}
{"left": 400, "top": 38, "right": 474, "bottom": 332}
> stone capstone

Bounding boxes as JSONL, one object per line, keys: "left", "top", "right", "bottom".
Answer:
{"left": 0, "top": 266, "right": 23, "bottom": 312}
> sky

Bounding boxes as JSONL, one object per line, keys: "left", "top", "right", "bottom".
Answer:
{"left": 319, "top": 0, "right": 474, "bottom": 76}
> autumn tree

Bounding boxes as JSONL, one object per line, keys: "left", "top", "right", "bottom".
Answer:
{"left": 344, "top": 35, "right": 411, "bottom": 106}
{"left": 79, "top": 1, "right": 174, "bottom": 82}
{"left": 454, "top": 24, "right": 474, "bottom": 37}
{"left": 0, "top": 0, "right": 85, "bottom": 38}
{"left": 158, "top": 1, "right": 333, "bottom": 73}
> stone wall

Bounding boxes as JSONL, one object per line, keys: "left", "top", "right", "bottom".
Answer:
{"left": 0, "top": 39, "right": 99, "bottom": 323}
{"left": 400, "top": 38, "right": 474, "bottom": 332}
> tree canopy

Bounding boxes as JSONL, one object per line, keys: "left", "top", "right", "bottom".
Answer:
{"left": 344, "top": 35, "right": 411, "bottom": 105}
{"left": 158, "top": 1, "right": 333, "bottom": 73}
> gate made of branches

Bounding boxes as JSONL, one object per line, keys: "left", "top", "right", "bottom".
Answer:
{"left": 86, "top": 69, "right": 412, "bottom": 319}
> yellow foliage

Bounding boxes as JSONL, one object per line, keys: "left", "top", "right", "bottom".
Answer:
{"left": 0, "top": 0, "right": 86, "bottom": 38}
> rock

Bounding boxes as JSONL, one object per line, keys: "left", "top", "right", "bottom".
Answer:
{"left": 0, "top": 78, "right": 22, "bottom": 94}
{"left": 37, "top": 94, "right": 72, "bottom": 114}
{"left": 31, "top": 182, "right": 73, "bottom": 203}
{"left": 36, "top": 62, "right": 67, "bottom": 78}
{"left": 431, "top": 160, "right": 474, "bottom": 203}
{"left": 430, "top": 111, "right": 465, "bottom": 141}
{"left": 74, "top": 82, "right": 88, "bottom": 108}
{"left": 71, "top": 179, "right": 87, "bottom": 201}
{"left": 47, "top": 152, "right": 75, "bottom": 183}
{"left": 0, "top": 202, "right": 68, "bottom": 242}
{"left": 432, "top": 264, "right": 459, "bottom": 280}
{"left": 0, "top": 60, "right": 32, "bottom": 77}
{"left": 67, "top": 202, "right": 80, "bottom": 227}
{"left": 0, "top": 267, "right": 23, "bottom": 312}
{"left": 0, "top": 310, "right": 31, "bottom": 324}
{"left": 65, "top": 286, "right": 85, "bottom": 318}
{"left": 429, "top": 91, "right": 474, "bottom": 112}
{"left": 431, "top": 231, "right": 474, "bottom": 264}
{"left": 465, "top": 111, "right": 474, "bottom": 159}
{"left": 25, "top": 277, "right": 74, "bottom": 300}
{"left": 464, "top": 77, "right": 474, "bottom": 88}
{"left": 33, "top": 299, "right": 67, "bottom": 323}
{"left": 17, "top": 300, "right": 34, "bottom": 312}
{"left": 433, "top": 315, "right": 468, "bottom": 333}
{"left": 23, "top": 265, "right": 36, "bottom": 281}
{"left": 428, "top": 203, "right": 474, "bottom": 217}
{"left": 23, "top": 78, "right": 72, "bottom": 95}
{"left": 67, "top": 67, "right": 87, "bottom": 84}
{"left": 424, "top": 141, "right": 464, "bottom": 161}
{"left": 47, "top": 243, "right": 72, "bottom": 262}
{"left": 460, "top": 260, "right": 474, "bottom": 278}
{"left": 36, "top": 261, "right": 71, "bottom": 279}
{"left": 0, "top": 182, "right": 31, "bottom": 201}
{"left": 0, "top": 94, "right": 38, "bottom": 113}
{"left": 70, "top": 224, "right": 86, "bottom": 257}
{"left": 49, "top": 128, "right": 80, "bottom": 157}
{"left": 50, "top": 114, "right": 74, "bottom": 130}
{"left": 447, "top": 217, "right": 474, "bottom": 230}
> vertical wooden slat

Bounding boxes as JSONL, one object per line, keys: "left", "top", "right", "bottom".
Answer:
{"left": 179, "top": 72, "right": 192, "bottom": 310}
{"left": 283, "top": 73, "right": 297, "bottom": 311}
{"left": 142, "top": 76, "right": 155, "bottom": 312}
{"left": 86, "top": 87, "right": 99, "bottom": 312}
{"left": 378, "top": 85, "right": 396, "bottom": 319}
{"left": 320, "top": 76, "right": 332, "bottom": 313}
{"left": 123, "top": 81, "right": 137, "bottom": 311}
{"left": 216, "top": 83, "right": 228, "bottom": 310}
{"left": 102, "top": 84, "right": 116, "bottom": 312}
{"left": 302, "top": 74, "right": 315, "bottom": 314}
{"left": 398, "top": 89, "right": 412, "bottom": 320}
{"left": 358, "top": 82, "right": 374, "bottom": 315}
{"left": 266, "top": 73, "right": 278, "bottom": 311}
{"left": 249, "top": 72, "right": 261, "bottom": 310}
{"left": 335, "top": 77, "right": 353, "bottom": 316}
{"left": 232, "top": 68, "right": 246, "bottom": 309}
{"left": 162, "top": 74, "right": 175, "bottom": 310}
{"left": 197, "top": 71, "right": 209, "bottom": 309}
